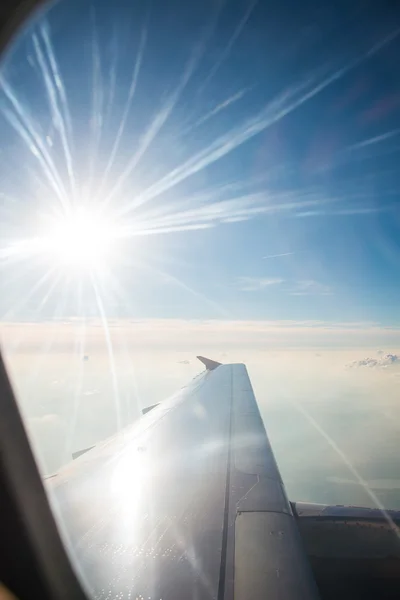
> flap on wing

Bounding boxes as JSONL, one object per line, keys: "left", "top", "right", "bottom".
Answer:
{"left": 235, "top": 512, "right": 319, "bottom": 599}
{"left": 292, "top": 502, "right": 400, "bottom": 520}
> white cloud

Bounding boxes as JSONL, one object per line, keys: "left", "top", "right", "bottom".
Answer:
{"left": 346, "top": 353, "right": 400, "bottom": 370}
{"left": 289, "top": 280, "right": 332, "bottom": 296}
{"left": 236, "top": 277, "right": 284, "bottom": 291}
{"left": 3, "top": 319, "right": 400, "bottom": 353}
{"left": 236, "top": 277, "right": 332, "bottom": 296}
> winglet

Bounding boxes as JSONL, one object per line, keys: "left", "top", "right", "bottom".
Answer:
{"left": 197, "top": 356, "right": 222, "bottom": 371}
{"left": 72, "top": 445, "right": 95, "bottom": 460}
{"left": 142, "top": 403, "right": 159, "bottom": 415}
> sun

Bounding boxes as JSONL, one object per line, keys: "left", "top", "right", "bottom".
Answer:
{"left": 38, "top": 207, "right": 121, "bottom": 272}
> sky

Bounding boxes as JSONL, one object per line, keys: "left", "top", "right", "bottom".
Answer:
{"left": 1, "top": 0, "right": 400, "bottom": 324}
{"left": 2, "top": 0, "right": 400, "bottom": 512}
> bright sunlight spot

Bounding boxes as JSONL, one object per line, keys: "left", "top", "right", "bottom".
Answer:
{"left": 39, "top": 207, "right": 121, "bottom": 271}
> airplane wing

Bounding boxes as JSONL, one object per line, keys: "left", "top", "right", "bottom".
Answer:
{"left": 1, "top": 357, "right": 400, "bottom": 599}
{"left": 44, "top": 360, "right": 320, "bottom": 600}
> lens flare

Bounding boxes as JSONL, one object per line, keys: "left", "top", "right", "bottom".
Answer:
{"left": 39, "top": 207, "right": 121, "bottom": 272}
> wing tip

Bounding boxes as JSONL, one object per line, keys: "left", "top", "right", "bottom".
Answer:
{"left": 71, "top": 445, "right": 95, "bottom": 460}
{"left": 142, "top": 403, "right": 160, "bottom": 415}
{"left": 196, "top": 356, "right": 222, "bottom": 371}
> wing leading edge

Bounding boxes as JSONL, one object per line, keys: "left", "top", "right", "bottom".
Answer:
{"left": 46, "top": 362, "right": 319, "bottom": 600}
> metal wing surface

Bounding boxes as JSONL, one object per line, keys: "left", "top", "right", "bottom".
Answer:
{"left": 46, "top": 361, "right": 319, "bottom": 600}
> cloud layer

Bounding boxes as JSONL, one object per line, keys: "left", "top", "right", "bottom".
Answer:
{"left": 3, "top": 318, "right": 400, "bottom": 354}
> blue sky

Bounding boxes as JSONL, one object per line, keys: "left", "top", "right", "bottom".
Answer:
{"left": 1, "top": 0, "right": 400, "bottom": 326}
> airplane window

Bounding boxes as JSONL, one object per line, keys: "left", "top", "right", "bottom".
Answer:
{"left": 1, "top": 0, "right": 400, "bottom": 598}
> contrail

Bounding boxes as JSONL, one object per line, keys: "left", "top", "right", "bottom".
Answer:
{"left": 181, "top": 88, "right": 249, "bottom": 136}
{"left": 119, "top": 74, "right": 345, "bottom": 213}
{"left": 0, "top": 78, "right": 69, "bottom": 208}
{"left": 87, "top": 8, "right": 105, "bottom": 197}
{"left": 98, "top": 25, "right": 148, "bottom": 196}
{"left": 0, "top": 108, "right": 59, "bottom": 200}
{"left": 103, "top": 43, "right": 205, "bottom": 206}
{"left": 132, "top": 223, "right": 214, "bottom": 235}
{"left": 346, "top": 128, "right": 400, "bottom": 151}
{"left": 105, "top": 23, "right": 119, "bottom": 125}
{"left": 117, "top": 78, "right": 347, "bottom": 214}
{"left": 197, "top": 0, "right": 258, "bottom": 94}
{"left": 118, "top": 26, "right": 400, "bottom": 217}
{"left": 32, "top": 32, "right": 76, "bottom": 201}
{"left": 128, "top": 178, "right": 260, "bottom": 226}
{"left": 119, "top": 190, "right": 330, "bottom": 233}
{"left": 263, "top": 252, "right": 294, "bottom": 259}
{"left": 40, "top": 22, "right": 73, "bottom": 141}
{"left": 103, "top": 1, "right": 226, "bottom": 206}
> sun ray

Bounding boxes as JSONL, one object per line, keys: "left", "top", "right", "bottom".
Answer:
{"left": 104, "top": 23, "right": 119, "bottom": 126}
{"left": 180, "top": 87, "right": 250, "bottom": 137}
{"left": 98, "top": 24, "right": 148, "bottom": 197}
{"left": 115, "top": 26, "right": 400, "bottom": 218}
{"left": 144, "top": 261, "right": 231, "bottom": 318}
{"left": 0, "top": 268, "right": 61, "bottom": 358}
{"left": 36, "top": 271, "right": 63, "bottom": 312}
{"left": 103, "top": 3, "right": 225, "bottom": 208}
{"left": 64, "top": 279, "right": 87, "bottom": 460}
{"left": 32, "top": 32, "right": 76, "bottom": 200}
{"left": 196, "top": 0, "right": 258, "bottom": 95}
{"left": 1, "top": 266, "right": 56, "bottom": 323}
{"left": 87, "top": 7, "right": 104, "bottom": 197}
{"left": 40, "top": 23, "right": 75, "bottom": 205}
{"left": 291, "top": 399, "right": 400, "bottom": 537}
{"left": 0, "top": 80, "right": 69, "bottom": 208}
{"left": 40, "top": 22, "right": 73, "bottom": 141}
{"left": 91, "top": 273, "right": 122, "bottom": 431}
{"left": 23, "top": 275, "right": 69, "bottom": 384}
